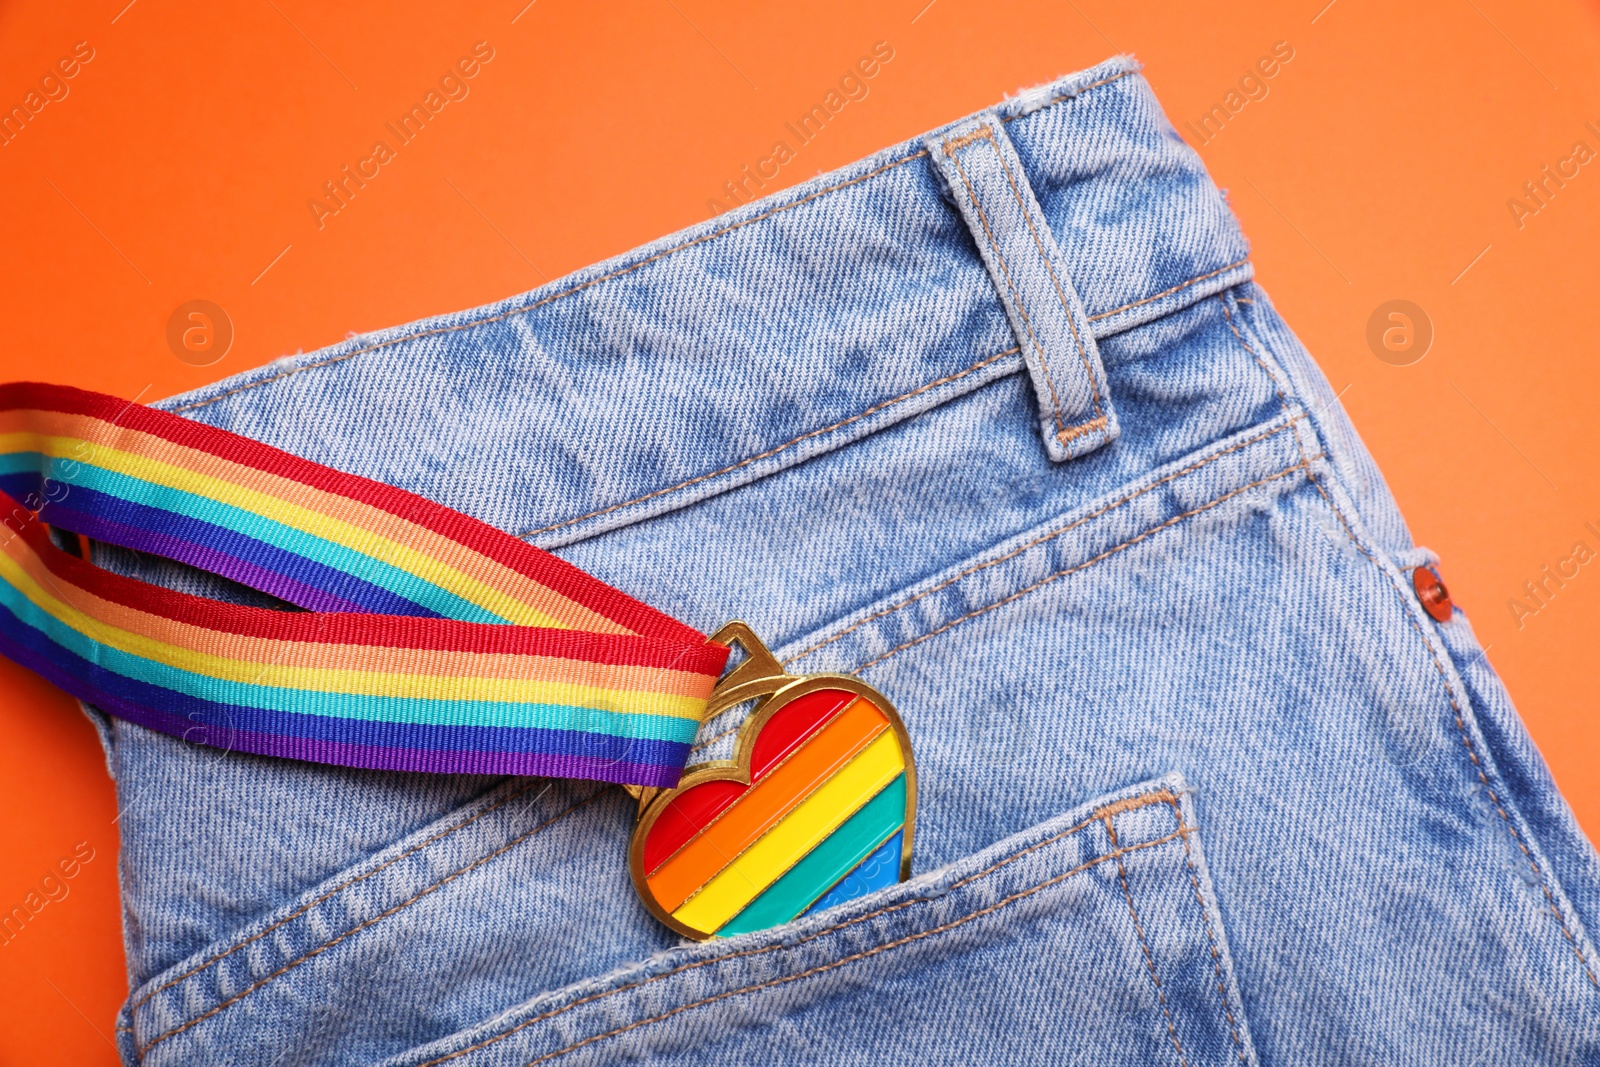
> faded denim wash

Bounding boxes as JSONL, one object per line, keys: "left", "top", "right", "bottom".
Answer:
{"left": 90, "top": 56, "right": 1600, "bottom": 1065}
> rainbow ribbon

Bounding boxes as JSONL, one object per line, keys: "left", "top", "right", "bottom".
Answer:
{"left": 0, "top": 383, "right": 728, "bottom": 787}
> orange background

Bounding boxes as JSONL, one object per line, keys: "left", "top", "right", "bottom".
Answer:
{"left": 2, "top": 0, "right": 1598, "bottom": 1058}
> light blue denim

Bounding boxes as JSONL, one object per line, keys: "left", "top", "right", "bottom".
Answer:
{"left": 91, "top": 56, "right": 1600, "bottom": 1065}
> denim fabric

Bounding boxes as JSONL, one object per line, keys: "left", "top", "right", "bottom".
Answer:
{"left": 95, "top": 55, "right": 1600, "bottom": 1065}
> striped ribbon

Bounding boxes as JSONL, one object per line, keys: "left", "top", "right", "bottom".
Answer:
{"left": 0, "top": 383, "right": 728, "bottom": 787}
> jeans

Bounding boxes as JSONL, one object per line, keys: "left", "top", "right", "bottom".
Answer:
{"left": 98, "top": 55, "right": 1600, "bottom": 1065}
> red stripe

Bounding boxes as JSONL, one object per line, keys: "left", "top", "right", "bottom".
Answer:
{"left": 0, "top": 383, "right": 704, "bottom": 645}
{"left": 642, "top": 780, "right": 747, "bottom": 874}
{"left": 750, "top": 688, "right": 859, "bottom": 780}
{"left": 639, "top": 688, "right": 857, "bottom": 873}
{"left": 1, "top": 493, "right": 727, "bottom": 671}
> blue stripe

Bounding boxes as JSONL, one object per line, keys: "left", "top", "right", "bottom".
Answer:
{"left": 0, "top": 452, "right": 506, "bottom": 623}
{"left": 44, "top": 483, "right": 438, "bottom": 617}
{"left": 0, "top": 596, "right": 692, "bottom": 765}
{"left": 802, "top": 830, "right": 905, "bottom": 918}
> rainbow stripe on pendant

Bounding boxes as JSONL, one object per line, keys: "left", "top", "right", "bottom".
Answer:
{"left": 638, "top": 687, "right": 911, "bottom": 939}
{"left": 0, "top": 383, "right": 728, "bottom": 786}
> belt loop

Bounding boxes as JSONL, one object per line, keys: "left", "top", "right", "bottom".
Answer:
{"left": 927, "top": 113, "right": 1119, "bottom": 461}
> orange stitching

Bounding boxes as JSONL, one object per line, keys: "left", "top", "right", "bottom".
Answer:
{"left": 130, "top": 777, "right": 545, "bottom": 1011}
{"left": 525, "top": 248, "right": 1249, "bottom": 543}
{"left": 518, "top": 347, "right": 1018, "bottom": 539}
{"left": 137, "top": 790, "right": 605, "bottom": 1055}
{"left": 539, "top": 242, "right": 1236, "bottom": 544}
{"left": 515, "top": 829, "right": 1191, "bottom": 1067}
{"left": 1169, "top": 795, "right": 1249, "bottom": 1062}
{"left": 1217, "top": 296, "right": 1316, "bottom": 501}
{"left": 1218, "top": 294, "right": 1600, "bottom": 993}
{"left": 1057, "top": 414, "right": 1109, "bottom": 443}
{"left": 1096, "top": 791, "right": 1176, "bottom": 821}
{"left": 1107, "top": 815, "right": 1191, "bottom": 1067}
{"left": 1086, "top": 258, "right": 1251, "bottom": 323}
{"left": 944, "top": 138, "right": 1068, "bottom": 440}
{"left": 988, "top": 124, "right": 1108, "bottom": 433}
{"left": 854, "top": 459, "right": 1313, "bottom": 672}
{"left": 786, "top": 418, "right": 1303, "bottom": 666}
{"left": 410, "top": 788, "right": 1179, "bottom": 1067}
{"left": 416, "top": 807, "right": 1181, "bottom": 1066}
{"left": 940, "top": 127, "right": 994, "bottom": 152}
{"left": 173, "top": 69, "right": 1141, "bottom": 418}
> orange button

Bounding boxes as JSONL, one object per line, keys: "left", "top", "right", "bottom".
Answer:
{"left": 1413, "top": 567, "right": 1453, "bottom": 622}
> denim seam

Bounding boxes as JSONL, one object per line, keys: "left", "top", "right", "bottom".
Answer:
{"left": 786, "top": 415, "right": 1304, "bottom": 667}
{"left": 1089, "top": 257, "right": 1251, "bottom": 325}
{"left": 854, "top": 458, "right": 1316, "bottom": 673}
{"left": 526, "top": 255, "right": 1251, "bottom": 544}
{"left": 988, "top": 122, "right": 1109, "bottom": 439}
{"left": 1218, "top": 293, "right": 1600, "bottom": 995}
{"left": 942, "top": 135, "right": 1070, "bottom": 442}
{"left": 407, "top": 787, "right": 1183, "bottom": 1067}
{"left": 1106, "top": 815, "right": 1191, "bottom": 1067}
{"left": 128, "top": 776, "right": 534, "bottom": 1012}
{"left": 1177, "top": 819, "right": 1250, "bottom": 1063}
{"left": 136, "top": 789, "right": 606, "bottom": 1056}
{"left": 168, "top": 72, "right": 1143, "bottom": 419}
{"left": 518, "top": 346, "right": 1019, "bottom": 539}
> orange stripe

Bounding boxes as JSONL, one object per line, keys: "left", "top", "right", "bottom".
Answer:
{"left": 646, "top": 697, "right": 888, "bottom": 911}
{"left": 1, "top": 533, "right": 707, "bottom": 691}
{"left": 0, "top": 409, "right": 628, "bottom": 634}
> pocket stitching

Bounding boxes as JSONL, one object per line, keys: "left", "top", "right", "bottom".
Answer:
{"left": 1107, "top": 816, "right": 1193, "bottom": 1067}
{"left": 1179, "top": 823, "right": 1250, "bottom": 1063}
{"left": 786, "top": 415, "right": 1305, "bottom": 668}
{"left": 852, "top": 457, "right": 1317, "bottom": 673}
{"left": 410, "top": 788, "right": 1192, "bottom": 1067}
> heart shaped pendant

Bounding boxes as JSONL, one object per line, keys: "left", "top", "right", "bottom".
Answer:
{"left": 627, "top": 622, "right": 917, "bottom": 941}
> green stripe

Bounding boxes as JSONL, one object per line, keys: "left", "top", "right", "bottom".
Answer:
{"left": 2, "top": 451, "right": 504, "bottom": 623}
{"left": 716, "top": 774, "right": 906, "bottom": 938}
{"left": 0, "top": 579, "right": 698, "bottom": 738}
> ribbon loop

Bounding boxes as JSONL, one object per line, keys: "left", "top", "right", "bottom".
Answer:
{"left": 0, "top": 383, "right": 728, "bottom": 787}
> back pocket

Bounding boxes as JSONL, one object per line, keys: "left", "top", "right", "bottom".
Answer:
{"left": 389, "top": 772, "right": 1258, "bottom": 1067}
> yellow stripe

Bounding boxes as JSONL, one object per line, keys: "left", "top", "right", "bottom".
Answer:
{"left": 671, "top": 730, "right": 905, "bottom": 933}
{"left": 0, "top": 431, "right": 565, "bottom": 628}
{"left": 0, "top": 545, "right": 701, "bottom": 716}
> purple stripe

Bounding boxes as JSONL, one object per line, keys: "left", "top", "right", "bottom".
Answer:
{"left": 0, "top": 617, "right": 682, "bottom": 788}
{"left": 52, "top": 505, "right": 365, "bottom": 613}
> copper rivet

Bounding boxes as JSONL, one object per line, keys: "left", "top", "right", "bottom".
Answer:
{"left": 1413, "top": 566, "right": 1453, "bottom": 623}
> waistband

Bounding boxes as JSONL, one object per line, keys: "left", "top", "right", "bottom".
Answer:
{"left": 158, "top": 55, "right": 1251, "bottom": 549}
